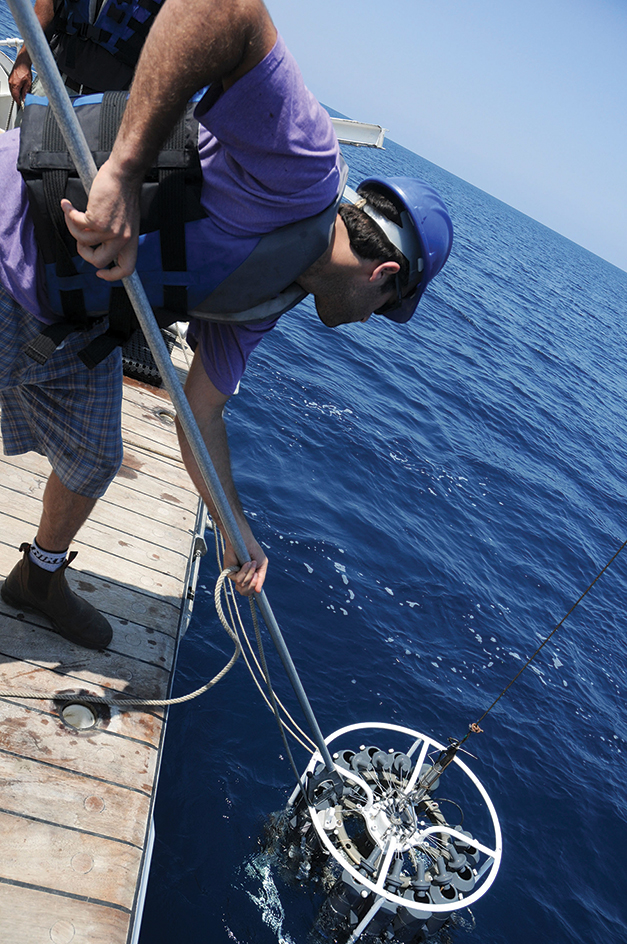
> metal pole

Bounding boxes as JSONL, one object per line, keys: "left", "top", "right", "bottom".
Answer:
{"left": 7, "top": 0, "right": 336, "bottom": 773}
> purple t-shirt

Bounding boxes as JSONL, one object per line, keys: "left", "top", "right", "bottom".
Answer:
{"left": 0, "top": 33, "right": 341, "bottom": 394}
{"left": 0, "top": 130, "right": 48, "bottom": 319}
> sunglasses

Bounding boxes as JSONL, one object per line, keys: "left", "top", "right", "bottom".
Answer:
{"left": 374, "top": 264, "right": 424, "bottom": 316}
{"left": 374, "top": 272, "right": 404, "bottom": 315}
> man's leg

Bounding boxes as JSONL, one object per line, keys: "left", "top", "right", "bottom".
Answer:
{"left": 0, "top": 289, "right": 122, "bottom": 650}
{"left": 1, "top": 471, "right": 112, "bottom": 650}
{"left": 37, "top": 470, "right": 98, "bottom": 552}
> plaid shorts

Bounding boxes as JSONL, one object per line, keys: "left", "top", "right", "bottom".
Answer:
{"left": 0, "top": 286, "right": 123, "bottom": 498}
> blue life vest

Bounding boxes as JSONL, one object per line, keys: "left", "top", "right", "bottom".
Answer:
{"left": 17, "top": 93, "right": 346, "bottom": 366}
{"left": 51, "top": 0, "right": 166, "bottom": 90}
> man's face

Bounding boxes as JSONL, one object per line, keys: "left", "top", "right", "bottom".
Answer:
{"left": 313, "top": 285, "right": 393, "bottom": 328}
{"left": 297, "top": 215, "right": 401, "bottom": 328}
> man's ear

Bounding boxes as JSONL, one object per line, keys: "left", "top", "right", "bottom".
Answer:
{"left": 369, "top": 260, "right": 400, "bottom": 284}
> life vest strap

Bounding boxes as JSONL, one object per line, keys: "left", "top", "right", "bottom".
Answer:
{"left": 24, "top": 94, "right": 143, "bottom": 368}
{"left": 41, "top": 106, "right": 89, "bottom": 323}
{"left": 99, "top": 89, "right": 128, "bottom": 150}
{"left": 157, "top": 105, "right": 189, "bottom": 318}
{"left": 114, "top": 10, "right": 158, "bottom": 66}
{"left": 23, "top": 321, "right": 84, "bottom": 366}
{"left": 78, "top": 286, "right": 138, "bottom": 368}
{"left": 24, "top": 290, "right": 138, "bottom": 371}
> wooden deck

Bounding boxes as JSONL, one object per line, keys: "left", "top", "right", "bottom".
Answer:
{"left": 0, "top": 341, "right": 204, "bottom": 943}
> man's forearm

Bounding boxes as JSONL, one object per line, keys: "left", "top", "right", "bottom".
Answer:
{"left": 109, "top": 0, "right": 276, "bottom": 182}
{"left": 176, "top": 405, "right": 249, "bottom": 544}
{"left": 10, "top": 0, "right": 55, "bottom": 94}
{"left": 177, "top": 406, "right": 268, "bottom": 596}
{"left": 174, "top": 353, "right": 268, "bottom": 596}
{"left": 20, "top": 0, "right": 56, "bottom": 57}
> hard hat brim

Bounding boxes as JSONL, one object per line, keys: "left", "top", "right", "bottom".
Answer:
{"left": 360, "top": 175, "right": 453, "bottom": 324}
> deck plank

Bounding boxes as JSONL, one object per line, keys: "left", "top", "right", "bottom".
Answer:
{"left": 0, "top": 751, "right": 150, "bottom": 845}
{"left": 0, "top": 437, "right": 196, "bottom": 494}
{"left": 0, "top": 541, "right": 183, "bottom": 633}
{"left": 0, "top": 695, "right": 161, "bottom": 788}
{"left": 1, "top": 481, "right": 198, "bottom": 559}
{"left": 0, "top": 339, "right": 203, "bottom": 943}
{"left": 0, "top": 608, "right": 175, "bottom": 683}
{"left": 0, "top": 809, "right": 142, "bottom": 909}
{"left": 0, "top": 884, "right": 132, "bottom": 944}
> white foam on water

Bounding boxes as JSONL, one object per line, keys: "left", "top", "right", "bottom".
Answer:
{"left": 245, "top": 856, "right": 296, "bottom": 944}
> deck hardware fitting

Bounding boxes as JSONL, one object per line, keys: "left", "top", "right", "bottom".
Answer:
{"left": 155, "top": 408, "right": 176, "bottom": 424}
{"left": 60, "top": 703, "right": 98, "bottom": 730}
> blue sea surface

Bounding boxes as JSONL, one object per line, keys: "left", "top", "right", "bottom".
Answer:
{"left": 2, "top": 6, "right": 627, "bottom": 941}
{"left": 139, "top": 144, "right": 627, "bottom": 941}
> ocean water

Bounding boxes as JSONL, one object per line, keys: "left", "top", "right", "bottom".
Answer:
{"left": 3, "top": 7, "right": 627, "bottom": 942}
{"left": 138, "top": 142, "right": 627, "bottom": 940}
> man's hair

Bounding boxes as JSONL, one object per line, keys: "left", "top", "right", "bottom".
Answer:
{"left": 338, "top": 185, "right": 410, "bottom": 291}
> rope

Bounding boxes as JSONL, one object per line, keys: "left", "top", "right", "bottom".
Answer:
{"left": 466, "top": 535, "right": 627, "bottom": 738}
{"left": 173, "top": 322, "right": 193, "bottom": 370}
{"left": 0, "top": 567, "right": 241, "bottom": 707}
{"left": 248, "top": 592, "right": 312, "bottom": 805}
{"left": 0, "top": 523, "right": 316, "bottom": 765}
{"left": 210, "top": 525, "right": 317, "bottom": 753}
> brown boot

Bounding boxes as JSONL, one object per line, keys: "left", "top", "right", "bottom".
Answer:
{"left": 1, "top": 543, "right": 112, "bottom": 650}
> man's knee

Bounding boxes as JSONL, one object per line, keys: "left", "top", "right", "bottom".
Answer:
{"left": 92, "top": 450, "right": 124, "bottom": 497}
{"left": 54, "top": 438, "right": 124, "bottom": 500}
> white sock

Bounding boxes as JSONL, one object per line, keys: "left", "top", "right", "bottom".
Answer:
{"left": 29, "top": 539, "right": 68, "bottom": 572}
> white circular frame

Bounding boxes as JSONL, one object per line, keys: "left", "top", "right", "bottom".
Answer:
{"left": 298, "top": 721, "right": 502, "bottom": 915}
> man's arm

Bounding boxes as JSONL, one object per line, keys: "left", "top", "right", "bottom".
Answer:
{"left": 176, "top": 351, "right": 268, "bottom": 596}
{"left": 62, "top": 0, "right": 277, "bottom": 279}
{"left": 8, "top": 0, "right": 55, "bottom": 104}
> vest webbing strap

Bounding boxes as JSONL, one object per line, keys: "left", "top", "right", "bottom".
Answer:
{"left": 98, "top": 88, "right": 127, "bottom": 150}
{"left": 76, "top": 92, "right": 140, "bottom": 364}
{"left": 114, "top": 4, "right": 161, "bottom": 65}
{"left": 25, "top": 92, "right": 139, "bottom": 369}
{"left": 78, "top": 286, "right": 136, "bottom": 368}
{"left": 158, "top": 111, "right": 188, "bottom": 317}
{"left": 23, "top": 320, "right": 83, "bottom": 366}
{"left": 41, "top": 106, "right": 88, "bottom": 323}
{"left": 56, "top": 0, "right": 164, "bottom": 70}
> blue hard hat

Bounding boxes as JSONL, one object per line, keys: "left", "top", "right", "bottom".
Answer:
{"left": 358, "top": 176, "right": 454, "bottom": 323}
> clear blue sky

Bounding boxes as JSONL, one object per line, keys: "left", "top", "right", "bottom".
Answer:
{"left": 267, "top": 0, "right": 627, "bottom": 273}
{"left": 2, "top": 0, "right": 625, "bottom": 271}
